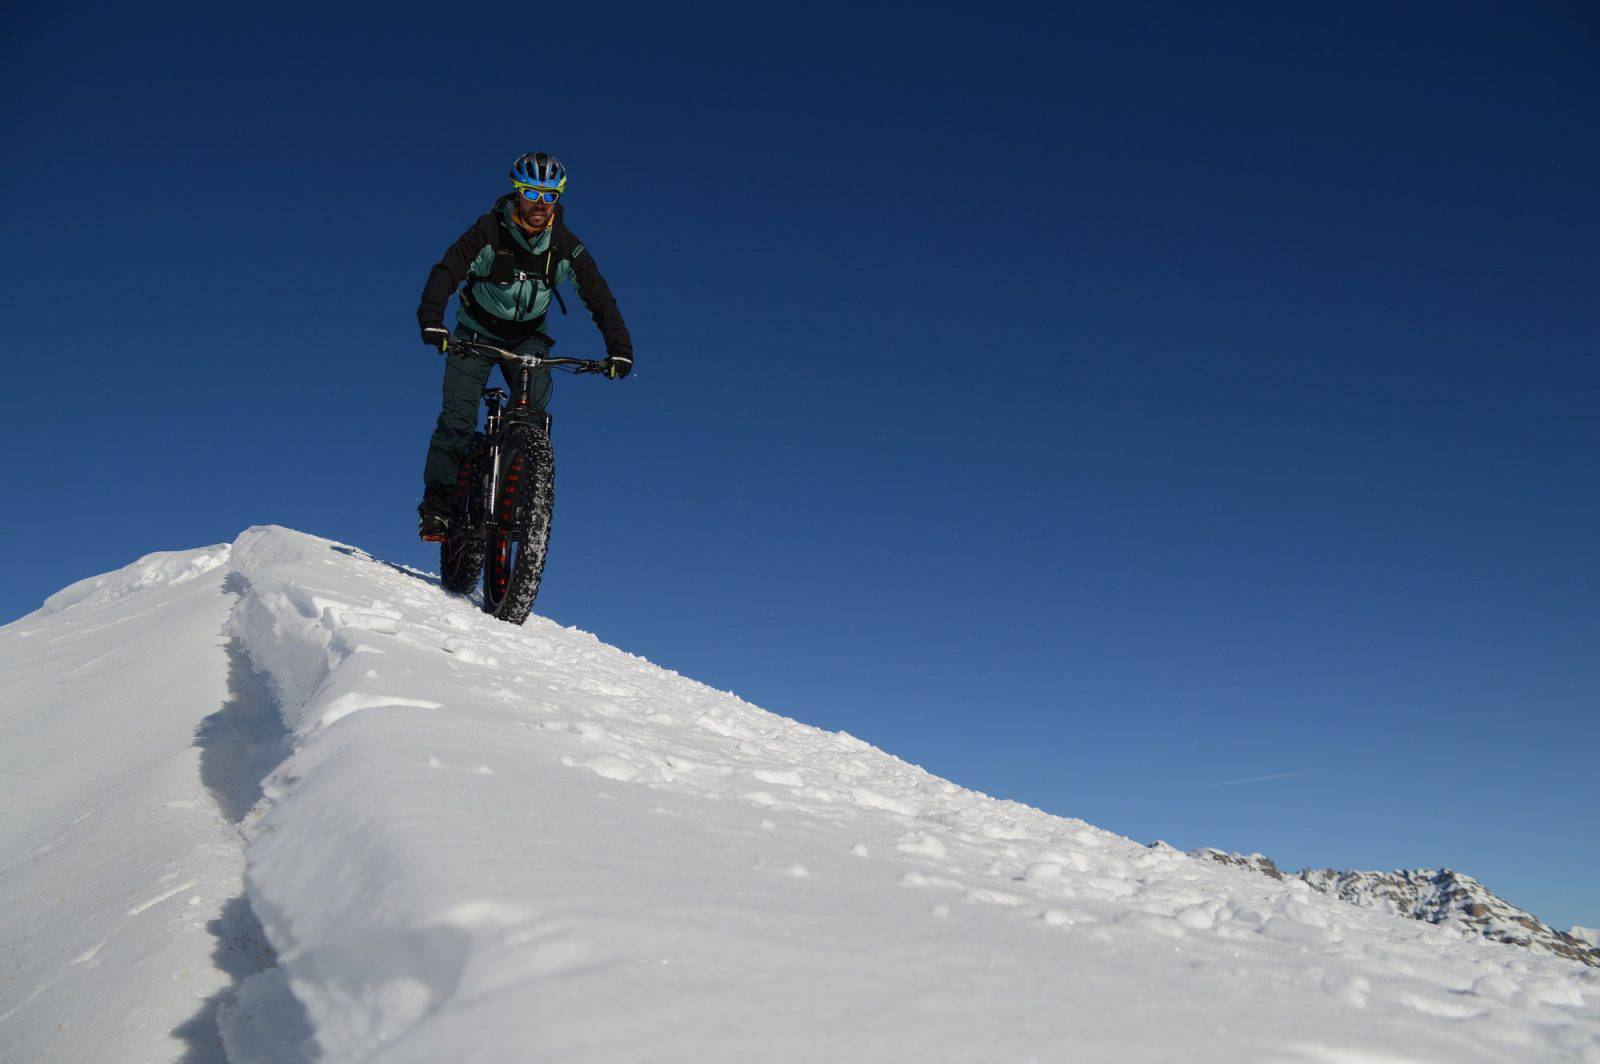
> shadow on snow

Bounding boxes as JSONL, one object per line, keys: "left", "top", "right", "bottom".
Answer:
{"left": 172, "top": 612, "right": 313, "bottom": 1063}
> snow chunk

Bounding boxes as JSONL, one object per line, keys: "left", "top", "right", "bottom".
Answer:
{"left": 896, "top": 832, "right": 948, "bottom": 859}
{"left": 850, "top": 787, "right": 920, "bottom": 817}
{"left": 750, "top": 768, "right": 805, "bottom": 787}
{"left": 561, "top": 754, "right": 641, "bottom": 782}
{"left": 1022, "top": 862, "right": 1063, "bottom": 884}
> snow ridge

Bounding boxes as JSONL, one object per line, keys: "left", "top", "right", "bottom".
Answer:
{"left": 211, "top": 526, "right": 1600, "bottom": 1060}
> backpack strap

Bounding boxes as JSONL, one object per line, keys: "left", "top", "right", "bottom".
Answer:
{"left": 546, "top": 221, "right": 572, "bottom": 315}
{"left": 480, "top": 215, "right": 568, "bottom": 315}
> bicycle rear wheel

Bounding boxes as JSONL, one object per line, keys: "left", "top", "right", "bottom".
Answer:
{"left": 440, "top": 434, "right": 486, "bottom": 594}
{"left": 482, "top": 422, "right": 554, "bottom": 624}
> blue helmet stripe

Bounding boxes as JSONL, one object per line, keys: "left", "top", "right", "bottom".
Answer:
{"left": 509, "top": 153, "right": 567, "bottom": 193}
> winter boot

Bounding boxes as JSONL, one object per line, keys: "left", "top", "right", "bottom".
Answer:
{"left": 418, "top": 486, "right": 454, "bottom": 542}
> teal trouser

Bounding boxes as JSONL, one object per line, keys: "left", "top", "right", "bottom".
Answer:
{"left": 421, "top": 324, "right": 553, "bottom": 493}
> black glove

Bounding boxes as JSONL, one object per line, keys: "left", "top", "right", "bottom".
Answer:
{"left": 421, "top": 326, "right": 451, "bottom": 353}
{"left": 600, "top": 355, "right": 632, "bottom": 380}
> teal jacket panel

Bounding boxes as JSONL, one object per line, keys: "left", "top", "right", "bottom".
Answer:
{"left": 459, "top": 200, "right": 563, "bottom": 324}
{"left": 418, "top": 196, "right": 633, "bottom": 361}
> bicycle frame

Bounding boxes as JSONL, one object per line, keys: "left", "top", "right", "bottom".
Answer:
{"left": 446, "top": 338, "right": 599, "bottom": 537}
{"left": 433, "top": 336, "right": 606, "bottom": 621}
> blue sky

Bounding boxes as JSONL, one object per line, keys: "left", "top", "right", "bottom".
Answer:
{"left": 3, "top": 2, "right": 1596, "bottom": 929}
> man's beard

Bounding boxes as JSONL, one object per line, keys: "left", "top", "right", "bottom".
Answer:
{"left": 515, "top": 206, "right": 554, "bottom": 233}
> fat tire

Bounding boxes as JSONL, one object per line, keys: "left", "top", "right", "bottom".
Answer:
{"left": 482, "top": 422, "right": 554, "bottom": 625}
{"left": 439, "top": 434, "right": 487, "bottom": 594}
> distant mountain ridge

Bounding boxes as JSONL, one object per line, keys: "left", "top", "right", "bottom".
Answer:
{"left": 1178, "top": 846, "right": 1599, "bottom": 967}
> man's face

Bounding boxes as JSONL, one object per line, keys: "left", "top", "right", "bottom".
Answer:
{"left": 516, "top": 193, "right": 556, "bottom": 230}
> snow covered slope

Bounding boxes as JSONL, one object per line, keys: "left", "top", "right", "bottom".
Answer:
{"left": 5, "top": 526, "right": 1600, "bottom": 1062}
{"left": 0, "top": 543, "right": 291, "bottom": 1062}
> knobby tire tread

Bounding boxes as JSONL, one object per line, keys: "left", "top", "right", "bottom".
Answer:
{"left": 483, "top": 422, "right": 554, "bottom": 625}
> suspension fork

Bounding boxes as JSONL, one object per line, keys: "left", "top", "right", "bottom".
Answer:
{"left": 483, "top": 393, "right": 504, "bottom": 528}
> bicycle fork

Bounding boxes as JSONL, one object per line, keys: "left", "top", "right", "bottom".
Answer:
{"left": 481, "top": 388, "right": 506, "bottom": 529}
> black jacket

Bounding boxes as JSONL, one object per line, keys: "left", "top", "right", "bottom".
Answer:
{"left": 417, "top": 199, "right": 632, "bottom": 362}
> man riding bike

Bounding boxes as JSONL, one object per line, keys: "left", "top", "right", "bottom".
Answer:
{"left": 416, "top": 152, "right": 632, "bottom": 539}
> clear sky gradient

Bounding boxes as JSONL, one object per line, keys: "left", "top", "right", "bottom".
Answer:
{"left": 3, "top": 2, "right": 1595, "bottom": 929}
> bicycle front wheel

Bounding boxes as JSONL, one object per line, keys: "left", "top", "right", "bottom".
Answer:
{"left": 482, "top": 422, "right": 554, "bottom": 624}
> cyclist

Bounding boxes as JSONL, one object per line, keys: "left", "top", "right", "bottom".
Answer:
{"left": 415, "top": 152, "right": 633, "bottom": 539}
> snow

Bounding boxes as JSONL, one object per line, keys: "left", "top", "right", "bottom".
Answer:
{"left": 4, "top": 525, "right": 1600, "bottom": 1062}
{"left": 0, "top": 544, "right": 287, "bottom": 1062}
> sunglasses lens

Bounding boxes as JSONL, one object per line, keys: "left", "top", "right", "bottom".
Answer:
{"left": 519, "top": 187, "right": 558, "bottom": 203}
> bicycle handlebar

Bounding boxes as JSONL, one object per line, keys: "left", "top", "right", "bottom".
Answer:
{"left": 444, "top": 337, "right": 605, "bottom": 375}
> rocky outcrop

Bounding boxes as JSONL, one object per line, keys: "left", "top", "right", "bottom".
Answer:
{"left": 1188, "top": 847, "right": 1286, "bottom": 881}
{"left": 1184, "top": 849, "right": 1599, "bottom": 968}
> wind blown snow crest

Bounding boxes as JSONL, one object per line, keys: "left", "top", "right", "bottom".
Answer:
{"left": 220, "top": 526, "right": 1598, "bottom": 1062}
{"left": 40, "top": 545, "right": 231, "bottom": 614}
